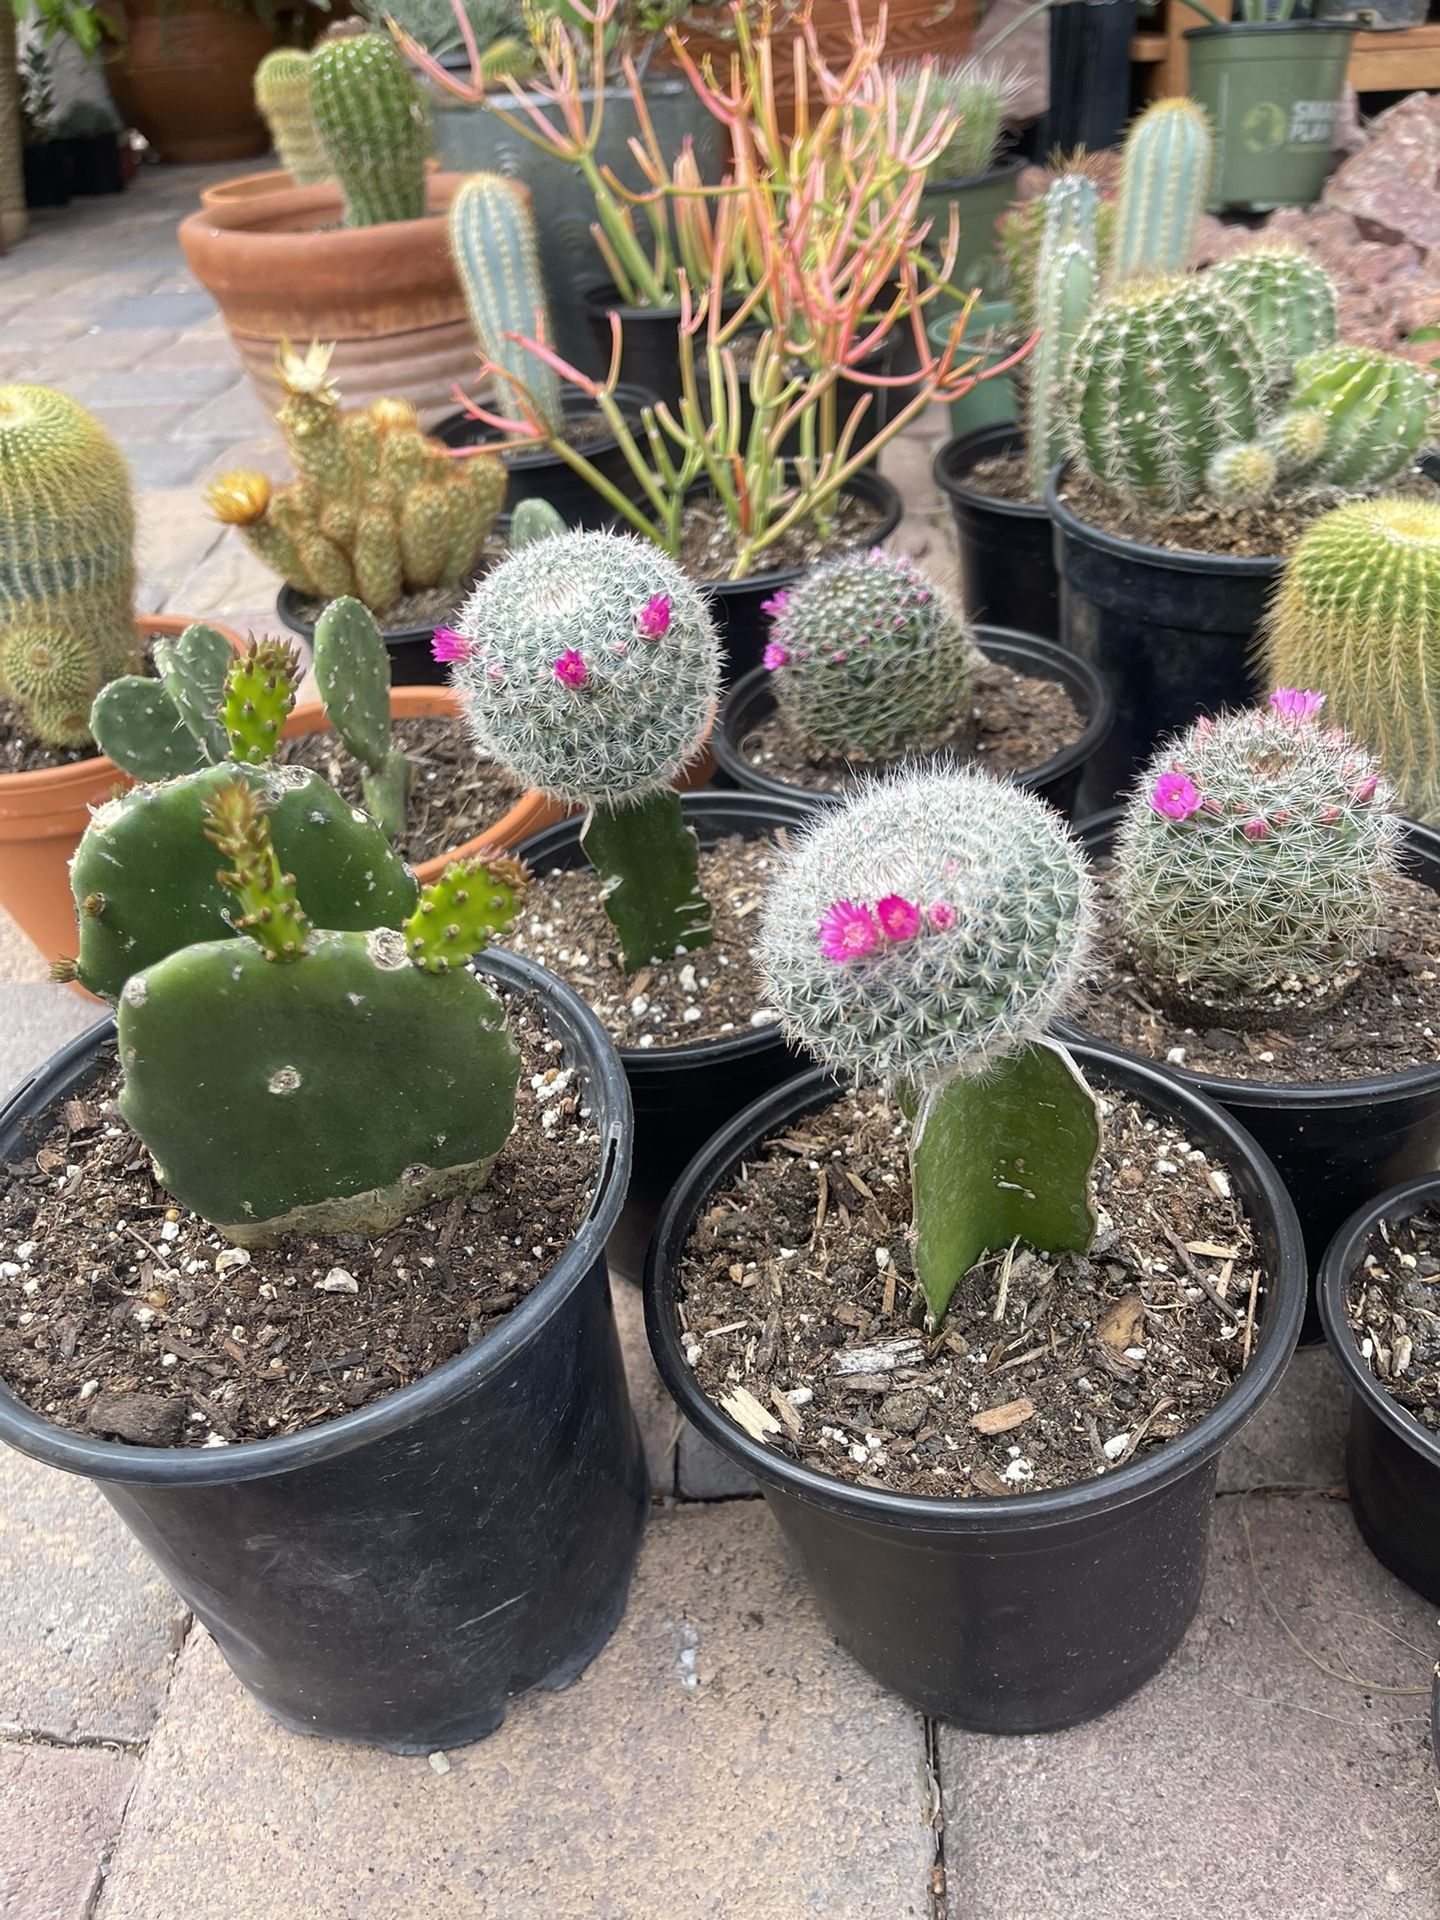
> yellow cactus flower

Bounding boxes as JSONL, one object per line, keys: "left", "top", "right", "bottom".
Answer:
{"left": 205, "top": 470, "right": 272, "bottom": 526}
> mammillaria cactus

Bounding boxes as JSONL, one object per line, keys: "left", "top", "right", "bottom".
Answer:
{"left": 1110, "top": 96, "right": 1212, "bottom": 285}
{"left": 1263, "top": 495, "right": 1440, "bottom": 825}
{"left": 254, "top": 49, "right": 330, "bottom": 188}
{"left": 116, "top": 779, "right": 524, "bottom": 1247}
{"left": 448, "top": 174, "right": 564, "bottom": 440}
{"left": 762, "top": 549, "right": 977, "bottom": 761}
{"left": 206, "top": 342, "right": 505, "bottom": 620}
{"left": 1205, "top": 243, "right": 1338, "bottom": 389}
{"left": 757, "top": 769, "right": 1100, "bottom": 1321}
{"left": 1272, "top": 346, "right": 1436, "bottom": 492}
{"left": 308, "top": 21, "right": 429, "bottom": 229}
{"left": 1025, "top": 175, "right": 1098, "bottom": 498}
{"left": 0, "top": 385, "right": 138, "bottom": 748}
{"left": 1114, "top": 690, "right": 1398, "bottom": 1025}
{"left": 449, "top": 529, "right": 721, "bottom": 969}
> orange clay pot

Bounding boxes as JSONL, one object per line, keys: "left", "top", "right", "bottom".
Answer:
{"left": 0, "top": 615, "right": 245, "bottom": 970}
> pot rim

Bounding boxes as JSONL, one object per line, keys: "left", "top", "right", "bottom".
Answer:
{"left": 433, "top": 384, "right": 657, "bottom": 475}
{"left": 1316, "top": 1171, "right": 1440, "bottom": 1470}
{"left": 1184, "top": 18, "right": 1360, "bottom": 35}
{"left": 179, "top": 173, "right": 467, "bottom": 243}
{"left": 1063, "top": 808, "right": 1440, "bottom": 1109}
{"left": 693, "top": 465, "right": 905, "bottom": 594}
{"left": 711, "top": 625, "right": 1114, "bottom": 808}
{"left": 919, "top": 151, "right": 1028, "bottom": 195}
{"left": 644, "top": 1042, "right": 1306, "bottom": 1532}
{"left": 0, "top": 947, "right": 632, "bottom": 1486}
{"left": 933, "top": 423, "right": 1047, "bottom": 524}
{"left": 1045, "top": 460, "right": 1286, "bottom": 578}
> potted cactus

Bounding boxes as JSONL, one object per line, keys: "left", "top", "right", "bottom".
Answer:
{"left": 199, "top": 47, "right": 334, "bottom": 207}
{"left": 711, "top": 547, "right": 1113, "bottom": 824}
{"left": 0, "top": 771, "right": 646, "bottom": 1750}
{"left": 0, "top": 384, "right": 243, "bottom": 963}
{"left": 1062, "top": 689, "right": 1440, "bottom": 1333}
{"left": 906, "top": 58, "right": 1024, "bottom": 301}
{"left": 643, "top": 766, "right": 1304, "bottom": 1730}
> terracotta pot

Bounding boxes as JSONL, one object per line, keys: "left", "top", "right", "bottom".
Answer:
{"left": 178, "top": 173, "right": 479, "bottom": 425}
{"left": 104, "top": 0, "right": 275, "bottom": 165}
{"left": 0, "top": 615, "right": 244, "bottom": 969}
{"left": 199, "top": 167, "right": 297, "bottom": 208}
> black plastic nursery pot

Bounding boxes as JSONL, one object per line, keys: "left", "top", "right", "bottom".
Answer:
{"left": 1318, "top": 1176, "right": 1440, "bottom": 1607}
{"left": 0, "top": 951, "right": 648, "bottom": 1754}
{"left": 516, "top": 791, "right": 814, "bottom": 1281}
{"left": 1065, "top": 813, "right": 1440, "bottom": 1345}
{"left": 711, "top": 626, "right": 1114, "bottom": 824}
{"left": 276, "top": 582, "right": 457, "bottom": 686}
{"left": 644, "top": 1048, "right": 1305, "bottom": 1732}
{"left": 434, "top": 384, "right": 658, "bottom": 531}
{"left": 1047, "top": 462, "right": 1281, "bottom": 811}
{"left": 934, "top": 424, "right": 1058, "bottom": 641}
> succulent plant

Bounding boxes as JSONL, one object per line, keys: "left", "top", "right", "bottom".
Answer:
{"left": 254, "top": 49, "right": 330, "bottom": 189}
{"left": 116, "top": 777, "right": 524, "bottom": 1248}
{"left": 1110, "top": 96, "right": 1212, "bottom": 286}
{"left": 308, "top": 21, "right": 430, "bottom": 229}
{"left": 0, "top": 384, "right": 138, "bottom": 748}
{"left": 1272, "top": 346, "right": 1437, "bottom": 492}
{"left": 451, "top": 529, "right": 721, "bottom": 968}
{"left": 1263, "top": 495, "right": 1440, "bottom": 826}
{"left": 507, "top": 497, "right": 566, "bottom": 547}
{"left": 448, "top": 173, "right": 564, "bottom": 440}
{"left": 898, "top": 57, "right": 1019, "bottom": 184}
{"left": 1114, "top": 690, "right": 1399, "bottom": 1025}
{"left": 997, "top": 153, "right": 1116, "bottom": 341}
{"left": 1204, "top": 243, "right": 1338, "bottom": 389}
{"left": 762, "top": 549, "right": 977, "bottom": 761}
{"left": 757, "top": 768, "right": 1100, "bottom": 1321}
{"left": 1024, "top": 175, "right": 1099, "bottom": 499}
{"left": 206, "top": 342, "right": 505, "bottom": 620}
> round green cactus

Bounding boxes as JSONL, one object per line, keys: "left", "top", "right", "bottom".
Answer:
{"left": 1205, "top": 243, "right": 1338, "bottom": 388}
{"left": 1280, "top": 346, "right": 1436, "bottom": 492}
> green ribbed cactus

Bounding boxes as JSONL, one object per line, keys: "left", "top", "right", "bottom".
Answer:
{"left": 762, "top": 550, "right": 976, "bottom": 761}
{"left": 1273, "top": 346, "right": 1437, "bottom": 492}
{"left": 897, "top": 58, "right": 1018, "bottom": 182}
{"left": 115, "top": 779, "right": 524, "bottom": 1248}
{"left": 1263, "top": 496, "right": 1440, "bottom": 826}
{"left": 254, "top": 49, "right": 330, "bottom": 188}
{"left": 1205, "top": 243, "right": 1338, "bottom": 389}
{"left": 448, "top": 173, "right": 563, "bottom": 440}
{"left": 1025, "top": 175, "right": 1099, "bottom": 499}
{"left": 1068, "top": 277, "right": 1267, "bottom": 510}
{"left": 1115, "top": 691, "right": 1398, "bottom": 1025}
{"left": 309, "top": 21, "right": 429, "bottom": 230}
{"left": 1110, "top": 96, "right": 1212, "bottom": 284}
{"left": 756, "top": 769, "right": 1101, "bottom": 1323}
{"left": 0, "top": 385, "right": 137, "bottom": 748}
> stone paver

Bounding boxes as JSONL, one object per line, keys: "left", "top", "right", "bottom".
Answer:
{"left": 1218, "top": 1343, "right": 1350, "bottom": 1494}
{"left": 0, "top": 986, "right": 107, "bottom": 1107}
{"left": 941, "top": 1493, "right": 1440, "bottom": 1920}
{"left": 97, "top": 1503, "right": 934, "bottom": 1920}
{"left": 0, "top": 1744, "right": 137, "bottom": 1920}
{"left": 97, "top": 291, "right": 217, "bottom": 332}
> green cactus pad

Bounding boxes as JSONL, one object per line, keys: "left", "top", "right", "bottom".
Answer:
{"left": 312, "top": 596, "right": 391, "bottom": 772}
{"left": 90, "top": 675, "right": 211, "bottom": 782}
{"left": 404, "top": 853, "right": 527, "bottom": 973}
{"left": 155, "top": 623, "right": 233, "bottom": 767}
{"left": 224, "top": 638, "right": 301, "bottom": 764}
{"left": 580, "top": 788, "right": 712, "bottom": 971}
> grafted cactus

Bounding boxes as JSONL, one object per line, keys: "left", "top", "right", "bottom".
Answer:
{"left": 1110, "top": 96, "right": 1212, "bottom": 284}
{"left": 1273, "top": 346, "right": 1436, "bottom": 492}
{"left": 1205, "top": 243, "right": 1338, "bottom": 388}
{"left": 254, "top": 49, "right": 330, "bottom": 188}
{"left": 762, "top": 549, "right": 977, "bottom": 761}
{"left": 448, "top": 173, "right": 563, "bottom": 439}
{"left": 757, "top": 769, "right": 1100, "bottom": 1322}
{"left": 1115, "top": 691, "right": 1398, "bottom": 1024}
{"left": 308, "top": 21, "right": 429, "bottom": 228}
{"left": 1025, "top": 175, "right": 1099, "bottom": 498}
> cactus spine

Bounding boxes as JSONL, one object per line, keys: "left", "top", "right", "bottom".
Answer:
{"left": 1277, "top": 346, "right": 1437, "bottom": 491}
{"left": 254, "top": 49, "right": 330, "bottom": 188}
{"left": 1205, "top": 243, "right": 1338, "bottom": 388}
{"left": 1110, "top": 97, "right": 1212, "bottom": 284}
{"left": 448, "top": 173, "right": 563, "bottom": 438}
{"left": 308, "top": 22, "right": 429, "bottom": 229}
{"left": 1025, "top": 175, "right": 1099, "bottom": 499}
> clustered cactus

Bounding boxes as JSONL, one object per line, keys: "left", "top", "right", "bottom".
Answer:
{"left": 253, "top": 49, "right": 330, "bottom": 189}
{"left": 206, "top": 341, "right": 505, "bottom": 620}
{"left": 0, "top": 384, "right": 138, "bottom": 748}
{"left": 1206, "top": 243, "right": 1338, "bottom": 389}
{"left": 448, "top": 173, "right": 564, "bottom": 440}
{"left": 1110, "top": 95, "right": 1211, "bottom": 284}
{"left": 308, "top": 21, "right": 430, "bottom": 229}
{"left": 761, "top": 549, "right": 976, "bottom": 762}
{"left": 1114, "top": 689, "right": 1398, "bottom": 1025}
{"left": 1279, "top": 347, "right": 1435, "bottom": 491}
{"left": 757, "top": 769, "right": 1101, "bottom": 1321}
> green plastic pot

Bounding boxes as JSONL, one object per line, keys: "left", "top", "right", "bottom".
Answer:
{"left": 1184, "top": 22, "right": 1358, "bottom": 212}
{"left": 918, "top": 154, "right": 1026, "bottom": 302}
{"left": 928, "top": 301, "right": 1018, "bottom": 438}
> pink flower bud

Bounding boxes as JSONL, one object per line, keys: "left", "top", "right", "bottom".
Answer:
{"left": 1317, "top": 806, "right": 1341, "bottom": 825}
{"left": 1354, "top": 774, "right": 1378, "bottom": 804}
{"left": 553, "top": 649, "right": 589, "bottom": 690}
{"left": 762, "top": 641, "right": 790, "bottom": 671}
{"left": 760, "top": 589, "right": 790, "bottom": 621}
{"left": 637, "top": 593, "right": 672, "bottom": 640}
{"left": 876, "top": 895, "right": 921, "bottom": 941}
{"left": 817, "top": 899, "right": 880, "bottom": 963}
{"left": 928, "top": 901, "right": 956, "bottom": 931}
{"left": 1151, "top": 772, "right": 1202, "bottom": 821}
{"left": 431, "top": 627, "right": 471, "bottom": 664}
{"left": 1241, "top": 817, "right": 1269, "bottom": 841}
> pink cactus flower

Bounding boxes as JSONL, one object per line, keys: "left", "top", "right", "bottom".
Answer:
{"left": 1354, "top": 774, "right": 1379, "bottom": 804}
{"left": 760, "top": 589, "right": 790, "bottom": 620}
{"left": 927, "top": 901, "right": 956, "bottom": 931}
{"left": 876, "top": 895, "right": 921, "bottom": 941}
{"left": 1269, "top": 687, "right": 1326, "bottom": 722}
{"left": 763, "top": 641, "right": 790, "bottom": 671}
{"left": 637, "top": 593, "right": 672, "bottom": 640}
{"left": 553, "top": 649, "right": 589, "bottom": 690}
{"left": 1317, "top": 805, "right": 1341, "bottom": 825}
{"left": 818, "top": 900, "right": 881, "bottom": 963}
{"left": 1241, "top": 817, "right": 1269, "bottom": 841}
{"left": 1151, "top": 771, "right": 1202, "bottom": 821}
{"left": 431, "top": 626, "right": 471, "bottom": 664}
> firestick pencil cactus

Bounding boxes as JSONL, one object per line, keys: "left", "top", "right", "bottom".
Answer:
{"left": 757, "top": 769, "right": 1100, "bottom": 1324}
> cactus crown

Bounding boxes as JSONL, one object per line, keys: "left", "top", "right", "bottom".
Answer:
{"left": 1205, "top": 242, "right": 1338, "bottom": 388}
{"left": 1114, "top": 690, "right": 1399, "bottom": 1020}
{"left": 308, "top": 21, "right": 429, "bottom": 230}
{"left": 762, "top": 549, "right": 977, "bottom": 762}
{"left": 1111, "top": 96, "right": 1212, "bottom": 285}
{"left": 448, "top": 173, "right": 563, "bottom": 439}
{"left": 254, "top": 49, "right": 330, "bottom": 189}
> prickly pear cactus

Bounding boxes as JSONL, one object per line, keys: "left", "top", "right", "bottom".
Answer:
{"left": 90, "top": 621, "right": 236, "bottom": 782}
{"left": 313, "top": 596, "right": 411, "bottom": 842}
{"left": 1278, "top": 346, "right": 1437, "bottom": 492}
{"left": 1205, "top": 243, "right": 1338, "bottom": 388}
{"left": 308, "top": 21, "right": 429, "bottom": 229}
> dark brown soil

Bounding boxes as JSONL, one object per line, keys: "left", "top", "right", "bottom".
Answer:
{"left": 277, "top": 713, "right": 526, "bottom": 867}
{"left": 1344, "top": 1209, "right": 1440, "bottom": 1437}
{"left": 506, "top": 830, "right": 786, "bottom": 1051}
{"left": 1076, "top": 869, "right": 1440, "bottom": 1085}
{"left": 680, "top": 491, "right": 886, "bottom": 583}
{"left": 962, "top": 447, "right": 1035, "bottom": 506}
{"left": 678, "top": 1079, "right": 1260, "bottom": 1497}
{"left": 0, "top": 995, "right": 595, "bottom": 1447}
{"left": 737, "top": 653, "right": 1085, "bottom": 795}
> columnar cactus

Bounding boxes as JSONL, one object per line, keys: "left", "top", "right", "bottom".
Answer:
{"left": 448, "top": 173, "right": 563, "bottom": 439}
{"left": 308, "top": 21, "right": 429, "bottom": 229}
{"left": 116, "top": 778, "right": 524, "bottom": 1247}
{"left": 898, "top": 58, "right": 1018, "bottom": 182}
{"left": 1025, "top": 175, "right": 1099, "bottom": 498}
{"left": 450, "top": 530, "right": 721, "bottom": 968}
{"left": 0, "top": 385, "right": 137, "bottom": 748}
{"left": 206, "top": 341, "right": 505, "bottom": 619}
{"left": 757, "top": 769, "right": 1100, "bottom": 1322}
{"left": 1114, "top": 690, "right": 1398, "bottom": 1023}
{"left": 1263, "top": 495, "right": 1440, "bottom": 825}
{"left": 254, "top": 49, "right": 330, "bottom": 188}
{"left": 762, "top": 549, "right": 977, "bottom": 761}
{"left": 1068, "top": 278, "right": 1267, "bottom": 510}
{"left": 1272, "top": 346, "right": 1437, "bottom": 492}
{"left": 1205, "top": 243, "right": 1338, "bottom": 389}
{"left": 1110, "top": 97, "right": 1212, "bottom": 285}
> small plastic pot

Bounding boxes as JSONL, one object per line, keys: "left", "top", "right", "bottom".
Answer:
{"left": 0, "top": 950, "right": 646, "bottom": 1753}
{"left": 644, "top": 1047, "right": 1305, "bottom": 1732}
{"left": 517, "top": 792, "right": 815, "bottom": 1278}
{"left": 928, "top": 304, "right": 1017, "bottom": 441}
{"left": 434, "top": 385, "right": 658, "bottom": 529}
{"left": 1317, "top": 1175, "right": 1440, "bottom": 1606}
{"left": 1064, "top": 812, "right": 1440, "bottom": 1344}
{"left": 934, "top": 425, "right": 1057, "bottom": 641}
{"left": 1186, "top": 23, "right": 1357, "bottom": 213}
{"left": 916, "top": 154, "right": 1026, "bottom": 294}
{"left": 1046, "top": 462, "right": 1280, "bottom": 810}
{"left": 711, "top": 626, "right": 1114, "bottom": 824}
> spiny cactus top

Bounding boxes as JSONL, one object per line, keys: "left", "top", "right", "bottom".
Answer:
{"left": 896, "top": 58, "right": 1018, "bottom": 182}
{"left": 1114, "top": 690, "right": 1399, "bottom": 1020}
{"left": 762, "top": 549, "right": 976, "bottom": 761}
{"left": 450, "top": 530, "right": 721, "bottom": 807}
{"left": 254, "top": 49, "right": 329, "bottom": 189}
{"left": 757, "top": 768, "right": 1095, "bottom": 1089}
{"left": 1111, "top": 95, "right": 1211, "bottom": 283}
{"left": 308, "top": 21, "right": 429, "bottom": 229}
{"left": 1204, "top": 242, "right": 1338, "bottom": 388}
